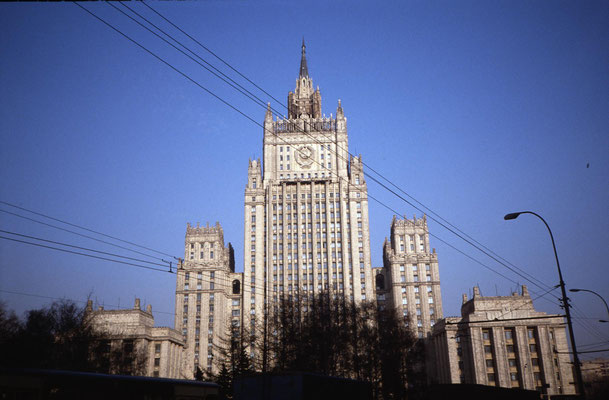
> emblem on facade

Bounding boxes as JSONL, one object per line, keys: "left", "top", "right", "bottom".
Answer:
{"left": 295, "top": 145, "right": 314, "bottom": 169}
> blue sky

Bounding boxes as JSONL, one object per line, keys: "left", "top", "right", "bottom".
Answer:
{"left": 1, "top": 1, "right": 608, "bottom": 358}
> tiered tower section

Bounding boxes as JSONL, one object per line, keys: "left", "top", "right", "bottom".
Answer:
{"left": 243, "top": 42, "right": 374, "bottom": 343}
{"left": 175, "top": 222, "right": 242, "bottom": 377}
{"left": 382, "top": 215, "right": 443, "bottom": 338}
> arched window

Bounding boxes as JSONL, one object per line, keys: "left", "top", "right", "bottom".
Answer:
{"left": 375, "top": 274, "right": 385, "bottom": 290}
{"left": 232, "top": 279, "right": 241, "bottom": 295}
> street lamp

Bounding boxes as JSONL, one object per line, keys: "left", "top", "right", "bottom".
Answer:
{"left": 504, "top": 211, "right": 585, "bottom": 398}
{"left": 570, "top": 288, "right": 609, "bottom": 323}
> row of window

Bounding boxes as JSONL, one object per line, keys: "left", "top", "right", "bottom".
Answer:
{"left": 397, "top": 234, "right": 425, "bottom": 252}
{"left": 270, "top": 191, "right": 361, "bottom": 200}
{"left": 399, "top": 273, "right": 433, "bottom": 283}
{"left": 255, "top": 212, "right": 361, "bottom": 223}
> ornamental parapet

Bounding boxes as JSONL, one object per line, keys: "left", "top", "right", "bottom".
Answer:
{"left": 273, "top": 117, "right": 336, "bottom": 133}
{"left": 186, "top": 222, "right": 224, "bottom": 240}
{"left": 385, "top": 251, "right": 438, "bottom": 264}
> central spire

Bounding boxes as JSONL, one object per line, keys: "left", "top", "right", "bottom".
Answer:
{"left": 288, "top": 39, "right": 320, "bottom": 119}
{"left": 299, "top": 38, "right": 309, "bottom": 78}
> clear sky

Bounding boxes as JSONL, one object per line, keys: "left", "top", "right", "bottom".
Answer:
{"left": 1, "top": 1, "right": 608, "bottom": 359}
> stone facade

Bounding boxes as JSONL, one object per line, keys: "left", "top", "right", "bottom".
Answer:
{"left": 242, "top": 41, "right": 374, "bottom": 342}
{"left": 379, "top": 215, "right": 444, "bottom": 339}
{"left": 429, "top": 285, "right": 575, "bottom": 396}
{"left": 175, "top": 222, "right": 243, "bottom": 378}
{"left": 176, "top": 42, "right": 445, "bottom": 378}
{"left": 88, "top": 298, "right": 184, "bottom": 379}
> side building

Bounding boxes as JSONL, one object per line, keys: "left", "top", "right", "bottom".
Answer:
{"left": 380, "top": 215, "right": 443, "bottom": 339}
{"left": 88, "top": 298, "right": 184, "bottom": 378}
{"left": 174, "top": 222, "right": 243, "bottom": 378}
{"left": 429, "top": 285, "right": 575, "bottom": 396}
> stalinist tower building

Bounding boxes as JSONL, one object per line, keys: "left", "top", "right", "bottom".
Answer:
{"left": 243, "top": 41, "right": 374, "bottom": 335}
{"left": 176, "top": 42, "right": 443, "bottom": 378}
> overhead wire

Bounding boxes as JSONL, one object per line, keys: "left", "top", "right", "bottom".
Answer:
{"left": 0, "top": 200, "right": 177, "bottom": 259}
{"left": 0, "top": 208, "right": 169, "bottom": 262}
{"left": 73, "top": 1, "right": 563, "bottom": 309}
{"left": 71, "top": 2, "right": 602, "bottom": 347}
{"left": 107, "top": 1, "right": 268, "bottom": 109}
{"left": 0, "top": 229, "right": 171, "bottom": 268}
{"left": 0, "top": 235, "right": 171, "bottom": 273}
{"left": 140, "top": 0, "right": 286, "bottom": 110}
{"left": 80, "top": 0, "right": 604, "bottom": 352}
{"left": 129, "top": 2, "right": 555, "bottom": 295}
{"left": 117, "top": 1, "right": 560, "bottom": 301}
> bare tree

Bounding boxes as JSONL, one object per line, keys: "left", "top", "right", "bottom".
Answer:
{"left": 0, "top": 300, "right": 147, "bottom": 375}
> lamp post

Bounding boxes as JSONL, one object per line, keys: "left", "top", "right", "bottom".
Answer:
{"left": 570, "top": 288, "right": 609, "bottom": 323}
{"left": 504, "top": 211, "right": 585, "bottom": 398}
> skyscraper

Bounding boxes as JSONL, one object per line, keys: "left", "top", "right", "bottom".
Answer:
{"left": 176, "top": 42, "right": 445, "bottom": 378}
{"left": 242, "top": 41, "right": 375, "bottom": 341}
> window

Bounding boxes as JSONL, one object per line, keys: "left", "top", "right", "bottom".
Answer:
{"left": 484, "top": 345, "right": 492, "bottom": 354}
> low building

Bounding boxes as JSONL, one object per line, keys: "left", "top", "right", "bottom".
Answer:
{"left": 581, "top": 358, "right": 609, "bottom": 398}
{"left": 88, "top": 298, "right": 184, "bottom": 379}
{"left": 429, "top": 285, "right": 575, "bottom": 396}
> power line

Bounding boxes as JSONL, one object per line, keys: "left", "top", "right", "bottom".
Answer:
{"left": 0, "top": 200, "right": 177, "bottom": 259}
{"left": 0, "top": 235, "right": 172, "bottom": 274}
{"left": 0, "top": 208, "right": 167, "bottom": 262}
{"left": 578, "top": 340, "right": 609, "bottom": 349}
{"left": 74, "top": 3, "right": 568, "bottom": 315}
{"left": 557, "top": 349, "right": 609, "bottom": 355}
{"left": 127, "top": 0, "right": 555, "bottom": 296}
{"left": 125, "top": 4, "right": 556, "bottom": 299}
{"left": 0, "top": 229, "right": 170, "bottom": 268}
{"left": 140, "top": 0, "right": 285, "bottom": 110}
{"left": 107, "top": 1, "right": 269, "bottom": 110}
